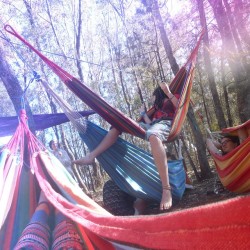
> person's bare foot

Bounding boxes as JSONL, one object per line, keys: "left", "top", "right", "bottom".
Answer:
{"left": 72, "top": 153, "right": 95, "bottom": 165}
{"left": 160, "top": 189, "right": 172, "bottom": 211}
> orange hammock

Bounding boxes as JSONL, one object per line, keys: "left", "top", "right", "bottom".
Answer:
{"left": 5, "top": 25, "right": 203, "bottom": 142}
{"left": 209, "top": 120, "right": 250, "bottom": 193}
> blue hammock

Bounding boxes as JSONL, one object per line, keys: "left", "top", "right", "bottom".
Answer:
{"left": 80, "top": 121, "right": 186, "bottom": 202}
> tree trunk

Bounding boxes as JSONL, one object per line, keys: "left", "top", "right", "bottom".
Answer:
{"left": 152, "top": 0, "right": 179, "bottom": 75}
{"left": 61, "top": 130, "right": 90, "bottom": 194}
{"left": 181, "top": 135, "right": 201, "bottom": 181}
{"left": 45, "top": 0, "right": 67, "bottom": 58}
{"left": 221, "top": 54, "right": 233, "bottom": 127}
{"left": 0, "top": 47, "right": 35, "bottom": 133}
{"left": 233, "top": 0, "right": 250, "bottom": 51}
{"left": 196, "top": 0, "right": 227, "bottom": 129}
{"left": 75, "top": 0, "right": 84, "bottom": 82}
{"left": 223, "top": 0, "right": 249, "bottom": 72}
{"left": 208, "top": 0, "right": 250, "bottom": 122}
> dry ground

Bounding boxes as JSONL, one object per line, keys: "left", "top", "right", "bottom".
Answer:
{"left": 92, "top": 172, "right": 247, "bottom": 215}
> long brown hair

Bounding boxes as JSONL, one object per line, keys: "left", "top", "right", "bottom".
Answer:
{"left": 153, "top": 86, "right": 168, "bottom": 109}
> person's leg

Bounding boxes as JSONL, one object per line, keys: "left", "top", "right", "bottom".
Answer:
{"left": 149, "top": 134, "right": 172, "bottom": 210}
{"left": 133, "top": 198, "right": 147, "bottom": 215}
{"left": 14, "top": 191, "right": 52, "bottom": 250}
{"left": 52, "top": 209, "right": 84, "bottom": 249}
{"left": 73, "top": 128, "right": 120, "bottom": 165}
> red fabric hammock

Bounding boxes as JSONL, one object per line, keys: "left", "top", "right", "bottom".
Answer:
{"left": 1, "top": 110, "right": 250, "bottom": 249}
{"left": 5, "top": 25, "right": 203, "bottom": 141}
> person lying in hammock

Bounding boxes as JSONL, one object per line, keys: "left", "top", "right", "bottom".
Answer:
{"left": 206, "top": 129, "right": 248, "bottom": 194}
{"left": 206, "top": 135, "right": 240, "bottom": 156}
{"left": 206, "top": 127, "right": 248, "bottom": 155}
{"left": 73, "top": 82, "right": 180, "bottom": 211}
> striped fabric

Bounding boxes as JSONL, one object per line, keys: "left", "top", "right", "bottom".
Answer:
{"left": 14, "top": 222, "right": 51, "bottom": 250}
{"left": 210, "top": 120, "right": 250, "bottom": 193}
{"left": 5, "top": 25, "right": 203, "bottom": 142}
{"left": 52, "top": 220, "right": 84, "bottom": 250}
{"left": 0, "top": 111, "right": 39, "bottom": 250}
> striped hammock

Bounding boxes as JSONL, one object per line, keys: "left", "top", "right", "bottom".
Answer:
{"left": 5, "top": 25, "right": 203, "bottom": 142}
{"left": 209, "top": 120, "right": 250, "bottom": 193}
{"left": 80, "top": 121, "right": 186, "bottom": 202}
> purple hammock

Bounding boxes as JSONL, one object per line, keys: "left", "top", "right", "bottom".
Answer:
{"left": 0, "top": 110, "right": 95, "bottom": 137}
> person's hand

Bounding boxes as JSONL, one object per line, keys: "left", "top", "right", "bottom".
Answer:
{"left": 160, "top": 82, "right": 171, "bottom": 94}
{"left": 138, "top": 105, "right": 147, "bottom": 118}
{"left": 139, "top": 105, "right": 145, "bottom": 113}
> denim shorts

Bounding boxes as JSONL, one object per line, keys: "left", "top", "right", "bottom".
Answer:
{"left": 139, "top": 120, "right": 172, "bottom": 142}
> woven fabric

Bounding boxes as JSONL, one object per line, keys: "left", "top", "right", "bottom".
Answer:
{"left": 14, "top": 222, "right": 51, "bottom": 250}
{"left": 52, "top": 220, "right": 84, "bottom": 250}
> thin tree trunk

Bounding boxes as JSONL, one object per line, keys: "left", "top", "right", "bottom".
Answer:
{"left": 223, "top": 0, "right": 249, "bottom": 72}
{"left": 152, "top": 0, "right": 179, "bottom": 75}
{"left": 75, "top": 0, "right": 84, "bottom": 82}
{"left": 234, "top": 0, "right": 250, "bottom": 50}
{"left": 109, "top": 0, "right": 145, "bottom": 107}
{"left": 61, "top": 130, "right": 90, "bottom": 194}
{"left": 45, "top": 0, "right": 67, "bottom": 58}
{"left": 196, "top": 67, "right": 212, "bottom": 129}
{"left": 221, "top": 54, "right": 233, "bottom": 127}
{"left": 181, "top": 135, "right": 201, "bottom": 181}
{"left": 196, "top": 0, "right": 227, "bottom": 129}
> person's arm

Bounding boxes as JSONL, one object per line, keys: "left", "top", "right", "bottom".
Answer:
{"left": 206, "top": 138, "right": 221, "bottom": 154}
{"left": 238, "top": 128, "right": 248, "bottom": 144}
{"left": 139, "top": 105, "right": 151, "bottom": 124}
{"left": 160, "top": 82, "right": 178, "bottom": 108}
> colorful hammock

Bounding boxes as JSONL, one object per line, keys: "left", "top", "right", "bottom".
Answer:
{"left": 1, "top": 110, "right": 250, "bottom": 249}
{"left": 80, "top": 121, "right": 186, "bottom": 202}
{"left": 0, "top": 110, "right": 110, "bottom": 249}
{"left": 0, "top": 110, "right": 95, "bottom": 137}
{"left": 209, "top": 120, "right": 250, "bottom": 193}
{"left": 5, "top": 25, "right": 203, "bottom": 142}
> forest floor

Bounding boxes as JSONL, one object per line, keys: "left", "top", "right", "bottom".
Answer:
{"left": 91, "top": 170, "right": 247, "bottom": 215}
